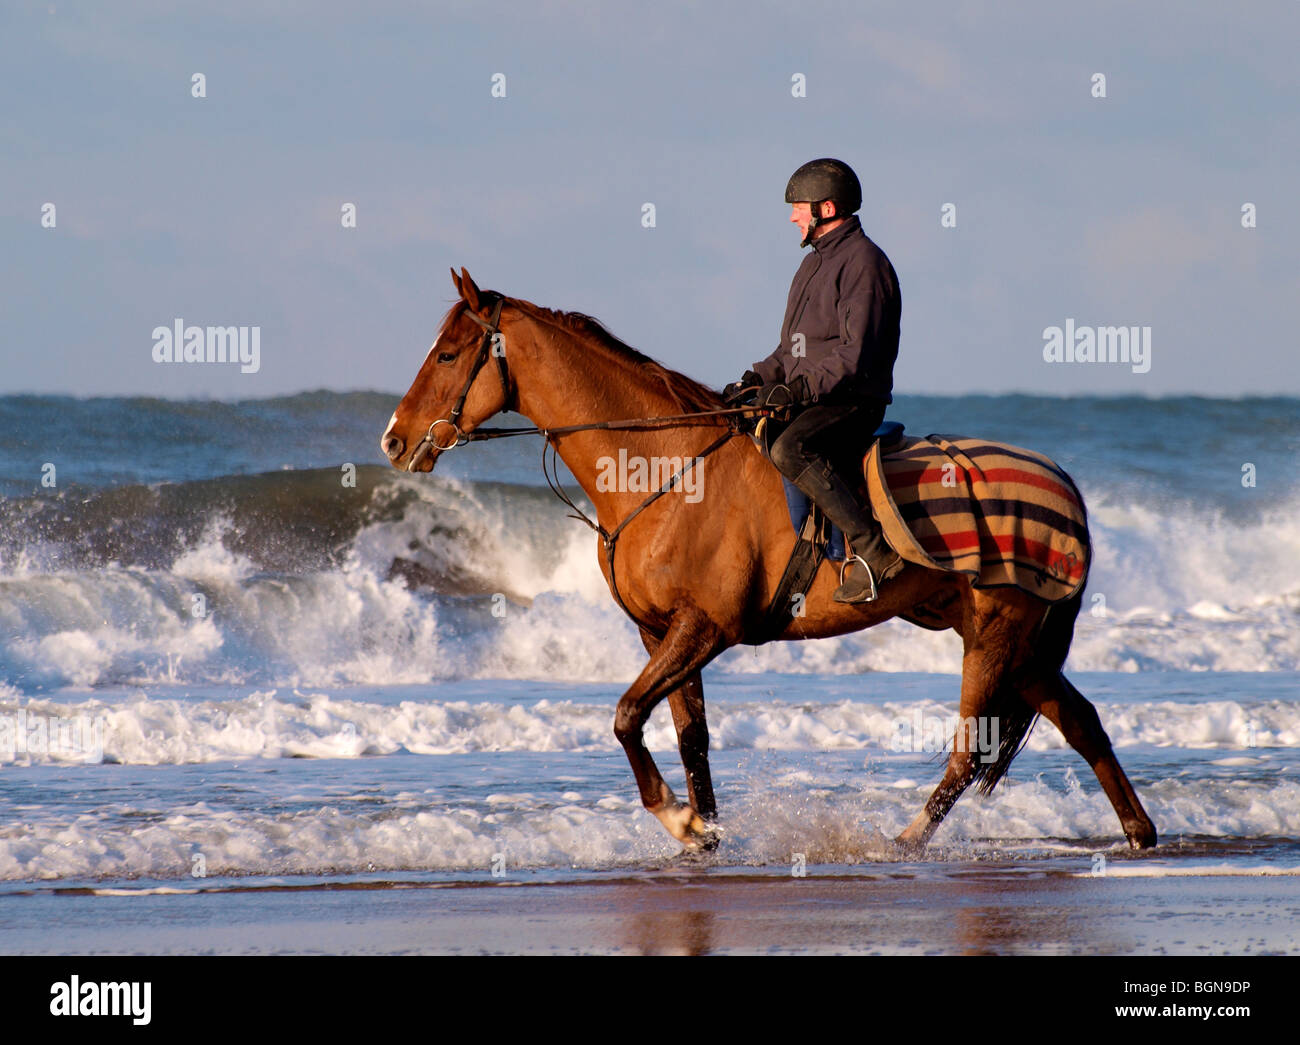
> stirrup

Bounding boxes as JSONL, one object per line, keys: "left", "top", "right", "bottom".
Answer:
{"left": 838, "top": 553, "right": 878, "bottom": 603}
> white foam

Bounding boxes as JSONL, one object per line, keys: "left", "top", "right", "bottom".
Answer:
{"left": 0, "top": 799, "right": 679, "bottom": 881}
{"left": 4, "top": 482, "right": 1300, "bottom": 689}
{"left": 4, "top": 769, "right": 1295, "bottom": 882}
{"left": 1088, "top": 497, "right": 1300, "bottom": 617}
{"left": 2, "top": 690, "right": 1296, "bottom": 766}
{"left": 171, "top": 513, "right": 254, "bottom": 583}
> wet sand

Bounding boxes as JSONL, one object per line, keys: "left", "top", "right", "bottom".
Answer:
{"left": 3, "top": 863, "right": 1295, "bottom": 955}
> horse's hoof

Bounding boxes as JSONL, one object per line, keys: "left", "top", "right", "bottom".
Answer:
{"left": 693, "top": 821, "right": 722, "bottom": 852}
{"left": 1126, "top": 823, "right": 1158, "bottom": 850}
{"left": 655, "top": 803, "right": 721, "bottom": 850}
{"left": 680, "top": 812, "right": 722, "bottom": 851}
{"left": 892, "top": 833, "right": 927, "bottom": 858}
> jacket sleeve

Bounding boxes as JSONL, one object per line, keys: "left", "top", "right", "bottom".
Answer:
{"left": 803, "top": 262, "right": 890, "bottom": 398}
{"left": 751, "top": 348, "right": 786, "bottom": 384}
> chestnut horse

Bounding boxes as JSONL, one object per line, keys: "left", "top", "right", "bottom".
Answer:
{"left": 381, "top": 268, "right": 1157, "bottom": 854}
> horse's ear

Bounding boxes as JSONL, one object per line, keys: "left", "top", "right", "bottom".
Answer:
{"left": 459, "top": 267, "right": 482, "bottom": 313}
{"left": 450, "top": 267, "right": 462, "bottom": 295}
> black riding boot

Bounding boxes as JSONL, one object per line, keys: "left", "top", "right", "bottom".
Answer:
{"left": 788, "top": 458, "right": 904, "bottom": 603}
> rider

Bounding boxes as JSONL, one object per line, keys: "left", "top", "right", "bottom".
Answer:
{"left": 723, "top": 158, "right": 904, "bottom": 603}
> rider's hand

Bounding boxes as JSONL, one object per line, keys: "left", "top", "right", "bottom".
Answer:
{"left": 758, "top": 375, "right": 812, "bottom": 407}
{"left": 722, "top": 370, "right": 761, "bottom": 405}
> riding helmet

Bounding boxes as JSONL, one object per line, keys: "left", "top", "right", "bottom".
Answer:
{"left": 784, "top": 158, "right": 862, "bottom": 214}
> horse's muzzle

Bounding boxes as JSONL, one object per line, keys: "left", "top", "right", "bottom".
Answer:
{"left": 405, "top": 442, "right": 435, "bottom": 472}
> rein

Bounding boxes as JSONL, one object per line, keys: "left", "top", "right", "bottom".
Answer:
{"left": 463, "top": 406, "right": 760, "bottom": 442}
{"left": 404, "top": 294, "right": 767, "bottom": 626}
{"left": 408, "top": 295, "right": 758, "bottom": 464}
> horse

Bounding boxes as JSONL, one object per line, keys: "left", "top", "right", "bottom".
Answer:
{"left": 380, "top": 267, "right": 1158, "bottom": 855}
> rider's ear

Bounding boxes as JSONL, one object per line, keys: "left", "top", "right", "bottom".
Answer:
{"left": 459, "top": 267, "right": 482, "bottom": 313}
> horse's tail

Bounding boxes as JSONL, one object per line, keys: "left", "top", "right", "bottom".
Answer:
{"left": 970, "top": 583, "right": 1084, "bottom": 796}
{"left": 970, "top": 690, "right": 1037, "bottom": 797}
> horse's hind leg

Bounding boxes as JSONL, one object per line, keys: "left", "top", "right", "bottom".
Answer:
{"left": 896, "top": 589, "right": 1039, "bottom": 852}
{"left": 616, "top": 609, "right": 721, "bottom": 847}
{"left": 895, "top": 640, "right": 1014, "bottom": 852}
{"left": 639, "top": 630, "right": 717, "bottom": 829}
{"left": 1019, "top": 670, "right": 1157, "bottom": 849}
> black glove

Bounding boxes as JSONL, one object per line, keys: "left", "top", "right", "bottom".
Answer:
{"left": 722, "top": 370, "right": 762, "bottom": 405}
{"left": 756, "top": 375, "right": 812, "bottom": 414}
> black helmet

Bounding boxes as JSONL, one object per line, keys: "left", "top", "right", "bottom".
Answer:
{"left": 785, "top": 158, "right": 862, "bottom": 215}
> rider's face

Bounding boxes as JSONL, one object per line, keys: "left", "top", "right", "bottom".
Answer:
{"left": 790, "top": 202, "right": 813, "bottom": 239}
{"left": 789, "top": 200, "right": 837, "bottom": 240}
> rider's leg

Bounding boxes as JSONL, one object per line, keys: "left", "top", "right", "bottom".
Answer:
{"left": 767, "top": 401, "right": 903, "bottom": 602}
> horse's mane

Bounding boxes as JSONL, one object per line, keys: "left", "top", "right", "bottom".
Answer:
{"left": 447, "top": 296, "right": 722, "bottom": 413}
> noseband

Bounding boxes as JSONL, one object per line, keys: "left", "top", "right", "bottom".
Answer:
{"left": 406, "top": 296, "right": 509, "bottom": 472}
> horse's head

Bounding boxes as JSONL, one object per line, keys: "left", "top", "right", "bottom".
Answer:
{"left": 381, "top": 267, "right": 513, "bottom": 472}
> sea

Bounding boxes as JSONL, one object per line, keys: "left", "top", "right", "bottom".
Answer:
{"left": 0, "top": 392, "right": 1297, "bottom": 894}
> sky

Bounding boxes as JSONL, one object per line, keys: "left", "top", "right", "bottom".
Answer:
{"left": 2, "top": 0, "right": 1297, "bottom": 399}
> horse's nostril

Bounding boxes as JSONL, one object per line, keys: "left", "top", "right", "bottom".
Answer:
{"left": 382, "top": 435, "right": 404, "bottom": 461}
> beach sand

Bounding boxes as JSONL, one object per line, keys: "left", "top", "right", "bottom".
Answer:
{"left": 3, "top": 861, "right": 1295, "bottom": 955}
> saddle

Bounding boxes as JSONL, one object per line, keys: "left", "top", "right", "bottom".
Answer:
{"left": 760, "top": 421, "right": 906, "bottom": 637}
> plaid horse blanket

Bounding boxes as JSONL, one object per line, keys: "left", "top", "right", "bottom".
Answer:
{"left": 863, "top": 434, "right": 1090, "bottom": 602}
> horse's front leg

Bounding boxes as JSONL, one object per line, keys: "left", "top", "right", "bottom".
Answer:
{"left": 639, "top": 630, "right": 717, "bottom": 833}
{"left": 617, "top": 609, "right": 721, "bottom": 848}
{"left": 667, "top": 672, "right": 717, "bottom": 829}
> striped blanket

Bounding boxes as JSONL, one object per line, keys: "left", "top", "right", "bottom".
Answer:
{"left": 863, "top": 434, "right": 1090, "bottom": 602}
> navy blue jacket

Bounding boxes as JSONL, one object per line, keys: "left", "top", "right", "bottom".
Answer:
{"left": 751, "top": 215, "right": 900, "bottom": 404}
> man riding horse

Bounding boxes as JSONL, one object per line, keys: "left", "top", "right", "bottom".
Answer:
{"left": 724, "top": 157, "right": 904, "bottom": 603}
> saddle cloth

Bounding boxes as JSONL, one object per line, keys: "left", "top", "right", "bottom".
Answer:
{"left": 864, "top": 433, "right": 1090, "bottom": 602}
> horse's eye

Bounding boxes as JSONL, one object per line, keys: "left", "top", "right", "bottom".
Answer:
{"left": 437, "top": 352, "right": 456, "bottom": 364}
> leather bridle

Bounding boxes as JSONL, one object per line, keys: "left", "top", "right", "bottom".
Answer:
{"left": 406, "top": 295, "right": 509, "bottom": 472}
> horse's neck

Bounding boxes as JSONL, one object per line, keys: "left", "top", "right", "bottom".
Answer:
{"left": 510, "top": 317, "right": 711, "bottom": 511}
